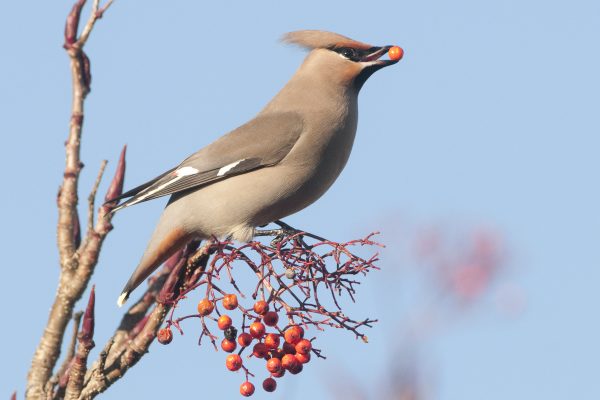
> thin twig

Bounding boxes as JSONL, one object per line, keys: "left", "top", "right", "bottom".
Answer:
{"left": 64, "top": 287, "right": 96, "bottom": 399}
{"left": 54, "top": 312, "right": 83, "bottom": 383}
{"left": 80, "top": 241, "right": 210, "bottom": 398}
{"left": 81, "top": 161, "right": 107, "bottom": 251}
{"left": 77, "top": 0, "right": 114, "bottom": 48}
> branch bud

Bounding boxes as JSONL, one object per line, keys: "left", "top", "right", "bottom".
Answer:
{"left": 78, "top": 285, "right": 95, "bottom": 346}
{"left": 64, "top": 0, "right": 86, "bottom": 48}
{"left": 103, "top": 145, "right": 127, "bottom": 209}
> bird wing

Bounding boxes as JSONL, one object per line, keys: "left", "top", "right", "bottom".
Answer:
{"left": 108, "top": 112, "right": 304, "bottom": 212}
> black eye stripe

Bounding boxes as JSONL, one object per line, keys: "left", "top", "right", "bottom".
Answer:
{"left": 330, "top": 46, "right": 363, "bottom": 62}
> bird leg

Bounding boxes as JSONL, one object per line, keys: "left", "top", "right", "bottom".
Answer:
{"left": 254, "top": 220, "right": 301, "bottom": 246}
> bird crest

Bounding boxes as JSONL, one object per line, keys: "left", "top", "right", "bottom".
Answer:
{"left": 282, "top": 30, "right": 373, "bottom": 51}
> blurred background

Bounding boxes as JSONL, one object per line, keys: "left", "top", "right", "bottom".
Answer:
{"left": 1, "top": 1, "right": 599, "bottom": 399}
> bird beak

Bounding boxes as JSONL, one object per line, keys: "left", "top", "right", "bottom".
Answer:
{"left": 354, "top": 44, "right": 402, "bottom": 90}
{"left": 361, "top": 45, "right": 400, "bottom": 68}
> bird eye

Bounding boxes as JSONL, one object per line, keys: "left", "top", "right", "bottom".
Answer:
{"left": 337, "top": 47, "right": 359, "bottom": 61}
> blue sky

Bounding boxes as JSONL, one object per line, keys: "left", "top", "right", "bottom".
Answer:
{"left": 1, "top": 1, "right": 599, "bottom": 399}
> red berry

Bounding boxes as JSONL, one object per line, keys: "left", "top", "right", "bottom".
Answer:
{"left": 295, "top": 352, "right": 311, "bottom": 364}
{"left": 281, "top": 354, "right": 299, "bottom": 371}
{"left": 271, "top": 368, "right": 285, "bottom": 378}
{"left": 157, "top": 328, "right": 173, "bottom": 345}
{"left": 289, "top": 362, "right": 303, "bottom": 375}
{"left": 282, "top": 342, "right": 296, "bottom": 354}
{"left": 222, "top": 294, "right": 238, "bottom": 310}
{"left": 249, "top": 321, "right": 265, "bottom": 339}
{"left": 284, "top": 325, "right": 303, "bottom": 344}
{"left": 252, "top": 342, "right": 268, "bottom": 358}
{"left": 253, "top": 300, "right": 269, "bottom": 315}
{"left": 226, "top": 354, "right": 243, "bottom": 371}
{"left": 197, "top": 298, "right": 214, "bottom": 316}
{"left": 238, "top": 332, "right": 253, "bottom": 347}
{"left": 217, "top": 314, "right": 232, "bottom": 330}
{"left": 295, "top": 338, "right": 312, "bottom": 354}
{"left": 262, "top": 377, "right": 277, "bottom": 392}
{"left": 388, "top": 45, "right": 404, "bottom": 61}
{"left": 221, "top": 338, "right": 237, "bottom": 353}
{"left": 240, "top": 381, "right": 255, "bottom": 397}
{"left": 263, "top": 311, "right": 279, "bottom": 327}
{"left": 270, "top": 348, "right": 285, "bottom": 360}
{"left": 264, "top": 333, "right": 280, "bottom": 350}
{"left": 266, "top": 357, "right": 282, "bottom": 373}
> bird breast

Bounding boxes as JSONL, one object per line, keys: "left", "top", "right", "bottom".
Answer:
{"left": 273, "top": 99, "right": 359, "bottom": 214}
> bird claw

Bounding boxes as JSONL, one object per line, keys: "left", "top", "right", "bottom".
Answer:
{"left": 270, "top": 228, "right": 299, "bottom": 247}
{"left": 254, "top": 220, "right": 301, "bottom": 246}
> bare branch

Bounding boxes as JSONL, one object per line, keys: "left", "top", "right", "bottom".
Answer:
{"left": 77, "top": 0, "right": 114, "bottom": 48}
{"left": 81, "top": 305, "right": 170, "bottom": 398}
{"left": 52, "top": 312, "right": 83, "bottom": 392}
{"left": 80, "top": 242, "right": 209, "bottom": 398}
{"left": 65, "top": 287, "right": 95, "bottom": 399}
{"left": 26, "top": 3, "right": 116, "bottom": 398}
{"left": 98, "top": 247, "right": 184, "bottom": 370}
{"left": 85, "top": 161, "right": 107, "bottom": 238}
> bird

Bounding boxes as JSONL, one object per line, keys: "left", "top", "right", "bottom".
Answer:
{"left": 109, "top": 30, "right": 401, "bottom": 306}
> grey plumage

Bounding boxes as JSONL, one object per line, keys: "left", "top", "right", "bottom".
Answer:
{"left": 110, "top": 112, "right": 303, "bottom": 212}
{"left": 112, "top": 30, "right": 401, "bottom": 306}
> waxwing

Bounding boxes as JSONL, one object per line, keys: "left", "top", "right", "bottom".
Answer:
{"left": 109, "top": 30, "right": 402, "bottom": 305}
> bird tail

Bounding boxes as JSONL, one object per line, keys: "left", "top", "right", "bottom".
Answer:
{"left": 117, "top": 227, "right": 192, "bottom": 307}
{"left": 117, "top": 291, "right": 131, "bottom": 308}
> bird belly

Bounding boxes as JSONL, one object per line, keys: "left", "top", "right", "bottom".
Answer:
{"left": 165, "top": 166, "right": 319, "bottom": 239}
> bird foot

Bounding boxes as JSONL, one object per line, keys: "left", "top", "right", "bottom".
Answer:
{"left": 254, "top": 220, "right": 301, "bottom": 246}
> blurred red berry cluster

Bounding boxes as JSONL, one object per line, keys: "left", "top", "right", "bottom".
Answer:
{"left": 415, "top": 228, "right": 505, "bottom": 307}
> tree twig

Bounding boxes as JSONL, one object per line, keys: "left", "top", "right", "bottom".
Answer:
{"left": 64, "top": 287, "right": 96, "bottom": 399}
{"left": 49, "top": 311, "right": 83, "bottom": 399}
{"left": 26, "top": 2, "right": 118, "bottom": 399}
{"left": 86, "top": 161, "right": 107, "bottom": 239}
{"left": 79, "top": 242, "right": 211, "bottom": 398}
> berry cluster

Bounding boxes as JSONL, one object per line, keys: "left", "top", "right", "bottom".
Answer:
{"left": 155, "top": 229, "right": 381, "bottom": 396}
{"left": 159, "top": 296, "right": 314, "bottom": 395}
